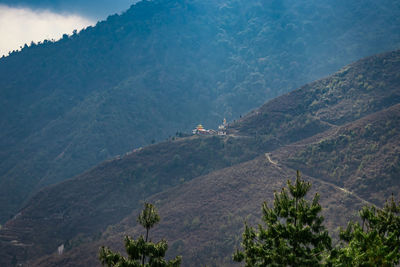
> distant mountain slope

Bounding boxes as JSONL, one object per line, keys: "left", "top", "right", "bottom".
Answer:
{"left": 230, "top": 50, "right": 400, "bottom": 138}
{"left": 33, "top": 161, "right": 366, "bottom": 267}
{"left": 283, "top": 104, "right": 400, "bottom": 205}
{"left": 1, "top": 0, "right": 400, "bottom": 222}
{"left": 0, "top": 135, "right": 267, "bottom": 266}
{"left": 32, "top": 103, "right": 400, "bottom": 266}
{"left": 1, "top": 50, "right": 399, "bottom": 266}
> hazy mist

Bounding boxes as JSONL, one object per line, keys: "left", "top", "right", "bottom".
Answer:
{"left": 0, "top": 4, "right": 94, "bottom": 56}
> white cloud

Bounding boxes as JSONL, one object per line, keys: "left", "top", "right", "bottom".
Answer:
{"left": 0, "top": 4, "right": 94, "bottom": 57}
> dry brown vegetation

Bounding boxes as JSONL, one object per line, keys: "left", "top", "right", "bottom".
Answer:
{"left": 0, "top": 50, "right": 399, "bottom": 266}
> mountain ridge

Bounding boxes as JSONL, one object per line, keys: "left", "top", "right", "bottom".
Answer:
{"left": 1, "top": 0, "right": 400, "bottom": 222}
{"left": 40, "top": 102, "right": 400, "bottom": 266}
{"left": 0, "top": 49, "right": 399, "bottom": 266}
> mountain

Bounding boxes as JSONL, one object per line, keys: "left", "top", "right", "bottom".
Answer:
{"left": 1, "top": 0, "right": 400, "bottom": 224}
{"left": 0, "top": 50, "right": 399, "bottom": 266}
{"left": 58, "top": 103, "right": 400, "bottom": 267}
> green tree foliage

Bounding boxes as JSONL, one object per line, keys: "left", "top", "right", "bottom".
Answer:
{"left": 99, "top": 203, "right": 181, "bottom": 267}
{"left": 138, "top": 203, "right": 160, "bottom": 243}
{"left": 330, "top": 196, "right": 400, "bottom": 266}
{"left": 233, "top": 171, "right": 332, "bottom": 266}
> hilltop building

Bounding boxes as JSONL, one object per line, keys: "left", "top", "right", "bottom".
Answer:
{"left": 192, "top": 119, "right": 227, "bottom": 136}
{"left": 192, "top": 124, "right": 211, "bottom": 135}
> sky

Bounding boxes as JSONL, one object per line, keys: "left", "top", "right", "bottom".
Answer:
{"left": 0, "top": 4, "right": 94, "bottom": 56}
{"left": 0, "top": 0, "right": 135, "bottom": 57}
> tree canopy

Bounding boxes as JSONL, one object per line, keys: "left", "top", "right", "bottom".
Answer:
{"left": 233, "top": 171, "right": 332, "bottom": 266}
{"left": 329, "top": 196, "right": 400, "bottom": 266}
{"left": 234, "top": 171, "right": 400, "bottom": 266}
{"left": 99, "top": 203, "right": 181, "bottom": 267}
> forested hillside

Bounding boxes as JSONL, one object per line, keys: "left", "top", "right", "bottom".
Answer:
{"left": 1, "top": 0, "right": 400, "bottom": 224}
{"left": 1, "top": 50, "right": 399, "bottom": 266}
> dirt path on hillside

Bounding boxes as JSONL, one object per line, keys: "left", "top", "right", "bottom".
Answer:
{"left": 264, "top": 151, "right": 376, "bottom": 207}
{"left": 308, "top": 175, "right": 376, "bottom": 207}
{"left": 265, "top": 153, "right": 279, "bottom": 167}
{"left": 284, "top": 126, "right": 342, "bottom": 148}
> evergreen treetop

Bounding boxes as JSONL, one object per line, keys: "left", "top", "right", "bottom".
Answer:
{"left": 329, "top": 195, "right": 400, "bottom": 266}
{"left": 233, "top": 170, "right": 332, "bottom": 266}
{"left": 99, "top": 203, "right": 181, "bottom": 267}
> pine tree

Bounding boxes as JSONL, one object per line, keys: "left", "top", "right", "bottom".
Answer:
{"left": 330, "top": 196, "right": 400, "bottom": 266}
{"left": 137, "top": 203, "right": 161, "bottom": 265}
{"left": 99, "top": 203, "right": 182, "bottom": 267}
{"left": 233, "top": 171, "right": 332, "bottom": 266}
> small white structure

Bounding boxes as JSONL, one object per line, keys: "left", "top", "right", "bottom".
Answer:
{"left": 58, "top": 244, "right": 64, "bottom": 255}
{"left": 218, "top": 118, "right": 227, "bottom": 135}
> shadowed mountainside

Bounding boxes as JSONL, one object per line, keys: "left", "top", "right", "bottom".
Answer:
{"left": 1, "top": 0, "right": 400, "bottom": 222}
{"left": 0, "top": 50, "right": 399, "bottom": 266}
{"left": 31, "top": 103, "right": 400, "bottom": 266}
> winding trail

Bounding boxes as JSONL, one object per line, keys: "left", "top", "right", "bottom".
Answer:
{"left": 265, "top": 153, "right": 279, "bottom": 166}
{"left": 284, "top": 125, "right": 342, "bottom": 148}
{"left": 225, "top": 122, "right": 376, "bottom": 208}
{"left": 264, "top": 151, "right": 376, "bottom": 207}
{"left": 308, "top": 175, "right": 376, "bottom": 207}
